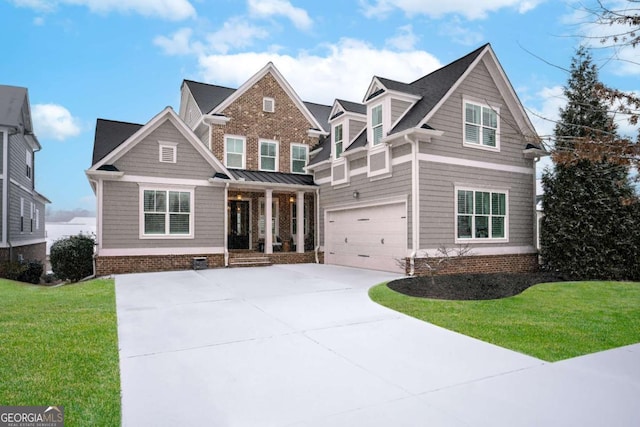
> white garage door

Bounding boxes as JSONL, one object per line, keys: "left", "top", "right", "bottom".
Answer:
{"left": 325, "top": 202, "right": 407, "bottom": 273}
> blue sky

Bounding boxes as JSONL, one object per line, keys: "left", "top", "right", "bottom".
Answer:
{"left": 1, "top": 0, "right": 638, "bottom": 213}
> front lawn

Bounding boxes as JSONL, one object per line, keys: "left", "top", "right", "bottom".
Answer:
{"left": 0, "top": 279, "right": 120, "bottom": 426}
{"left": 369, "top": 280, "right": 640, "bottom": 361}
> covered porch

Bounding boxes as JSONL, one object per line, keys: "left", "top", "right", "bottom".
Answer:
{"left": 223, "top": 170, "right": 319, "bottom": 265}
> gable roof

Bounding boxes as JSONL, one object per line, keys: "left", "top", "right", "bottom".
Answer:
{"left": 303, "top": 101, "right": 331, "bottom": 132}
{"left": 89, "top": 107, "right": 229, "bottom": 175}
{"left": 182, "top": 80, "right": 236, "bottom": 114}
{"left": 92, "top": 119, "right": 143, "bottom": 165}
{"left": 337, "top": 99, "right": 366, "bottom": 115}
{"left": 0, "top": 85, "right": 30, "bottom": 129}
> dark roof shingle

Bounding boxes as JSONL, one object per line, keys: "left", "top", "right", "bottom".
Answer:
{"left": 183, "top": 80, "right": 236, "bottom": 114}
{"left": 92, "top": 119, "right": 143, "bottom": 165}
{"left": 229, "top": 169, "right": 315, "bottom": 186}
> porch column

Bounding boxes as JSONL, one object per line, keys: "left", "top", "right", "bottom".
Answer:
{"left": 265, "top": 189, "right": 273, "bottom": 254}
{"left": 296, "top": 191, "right": 305, "bottom": 253}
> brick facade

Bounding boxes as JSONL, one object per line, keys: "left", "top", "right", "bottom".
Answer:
{"left": 0, "top": 242, "right": 46, "bottom": 265}
{"left": 408, "top": 253, "right": 539, "bottom": 276}
{"left": 210, "top": 73, "right": 321, "bottom": 172}
{"left": 95, "top": 254, "right": 225, "bottom": 276}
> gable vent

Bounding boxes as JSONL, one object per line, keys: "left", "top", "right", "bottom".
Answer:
{"left": 263, "top": 97, "right": 275, "bottom": 113}
{"left": 159, "top": 144, "right": 177, "bottom": 163}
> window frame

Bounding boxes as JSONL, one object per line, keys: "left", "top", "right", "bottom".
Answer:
{"left": 463, "top": 99, "right": 500, "bottom": 151}
{"left": 26, "top": 149, "right": 33, "bottom": 180}
{"left": 455, "top": 187, "right": 508, "bottom": 243}
{"left": 259, "top": 139, "right": 279, "bottom": 172}
{"left": 139, "top": 186, "right": 195, "bottom": 239}
{"left": 290, "top": 143, "right": 308, "bottom": 174}
{"left": 371, "top": 103, "right": 383, "bottom": 146}
{"left": 333, "top": 124, "right": 343, "bottom": 159}
{"left": 263, "top": 97, "right": 275, "bottom": 113}
{"left": 290, "top": 199, "right": 309, "bottom": 239}
{"left": 224, "top": 135, "right": 246, "bottom": 169}
{"left": 258, "top": 198, "right": 279, "bottom": 239}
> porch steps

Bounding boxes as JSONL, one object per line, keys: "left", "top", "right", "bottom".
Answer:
{"left": 228, "top": 255, "right": 272, "bottom": 268}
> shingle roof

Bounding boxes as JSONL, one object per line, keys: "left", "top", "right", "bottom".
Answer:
{"left": 345, "top": 128, "right": 367, "bottom": 151}
{"left": 336, "top": 99, "right": 366, "bottom": 115}
{"left": 308, "top": 135, "right": 331, "bottom": 166}
{"left": 92, "top": 119, "right": 143, "bottom": 165}
{"left": 183, "top": 80, "right": 236, "bottom": 114}
{"left": 229, "top": 169, "right": 315, "bottom": 186}
{"left": 303, "top": 101, "right": 331, "bottom": 132}
{"left": 0, "top": 85, "right": 28, "bottom": 129}
{"left": 388, "top": 43, "right": 488, "bottom": 134}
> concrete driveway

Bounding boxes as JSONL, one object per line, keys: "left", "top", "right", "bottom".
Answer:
{"left": 116, "top": 264, "right": 640, "bottom": 426}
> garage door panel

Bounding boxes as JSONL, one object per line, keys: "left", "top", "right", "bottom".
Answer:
{"left": 325, "top": 202, "right": 407, "bottom": 273}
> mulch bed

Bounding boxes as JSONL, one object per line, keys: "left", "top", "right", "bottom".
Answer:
{"left": 388, "top": 272, "right": 568, "bottom": 301}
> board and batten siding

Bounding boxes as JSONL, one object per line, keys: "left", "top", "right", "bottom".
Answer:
{"left": 418, "top": 160, "right": 535, "bottom": 249}
{"left": 423, "top": 59, "right": 535, "bottom": 170}
{"left": 101, "top": 181, "right": 224, "bottom": 249}
{"left": 319, "top": 162, "right": 412, "bottom": 249}
{"left": 114, "top": 120, "right": 216, "bottom": 180}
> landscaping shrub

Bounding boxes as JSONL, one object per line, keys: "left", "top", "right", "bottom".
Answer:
{"left": 50, "top": 235, "right": 95, "bottom": 282}
{"left": 1, "top": 260, "right": 27, "bottom": 281}
{"left": 1, "top": 260, "right": 44, "bottom": 284}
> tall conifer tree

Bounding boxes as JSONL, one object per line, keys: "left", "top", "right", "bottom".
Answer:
{"left": 541, "top": 47, "right": 639, "bottom": 280}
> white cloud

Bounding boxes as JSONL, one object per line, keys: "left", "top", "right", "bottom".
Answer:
{"left": 438, "top": 17, "right": 484, "bottom": 46}
{"left": 526, "top": 85, "right": 565, "bottom": 142}
{"left": 360, "top": 0, "right": 545, "bottom": 20}
{"left": 198, "top": 38, "right": 442, "bottom": 104}
{"left": 205, "top": 17, "right": 269, "bottom": 54}
{"left": 385, "top": 24, "right": 418, "bottom": 51}
{"left": 10, "top": 0, "right": 196, "bottom": 21}
{"left": 154, "top": 28, "right": 202, "bottom": 55}
{"left": 32, "top": 104, "right": 82, "bottom": 141}
{"left": 248, "top": 0, "right": 312, "bottom": 30}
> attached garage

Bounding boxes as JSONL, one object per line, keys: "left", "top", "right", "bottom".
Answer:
{"left": 324, "top": 201, "right": 407, "bottom": 273}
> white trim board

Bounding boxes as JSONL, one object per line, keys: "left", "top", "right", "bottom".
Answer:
{"left": 418, "top": 153, "right": 534, "bottom": 175}
{"left": 98, "top": 247, "right": 225, "bottom": 256}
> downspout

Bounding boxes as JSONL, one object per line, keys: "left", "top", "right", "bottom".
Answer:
{"left": 224, "top": 182, "right": 229, "bottom": 267}
{"left": 4, "top": 129, "right": 11, "bottom": 260}
{"left": 406, "top": 134, "right": 419, "bottom": 276}
{"left": 314, "top": 188, "right": 320, "bottom": 264}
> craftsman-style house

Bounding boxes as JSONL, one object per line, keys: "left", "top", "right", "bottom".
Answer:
{"left": 0, "top": 85, "right": 49, "bottom": 266}
{"left": 87, "top": 43, "right": 545, "bottom": 275}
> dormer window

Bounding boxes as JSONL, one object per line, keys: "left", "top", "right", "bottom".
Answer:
{"left": 334, "top": 124, "right": 343, "bottom": 159}
{"left": 263, "top": 97, "right": 275, "bottom": 113}
{"left": 159, "top": 142, "right": 177, "bottom": 163}
{"left": 372, "top": 104, "right": 383, "bottom": 145}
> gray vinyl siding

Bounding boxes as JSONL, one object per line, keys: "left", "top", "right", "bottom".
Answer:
{"left": 370, "top": 151, "right": 386, "bottom": 172}
{"left": 196, "top": 126, "right": 209, "bottom": 147}
{"left": 332, "top": 163, "right": 346, "bottom": 181}
{"left": 424, "top": 59, "right": 534, "bottom": 170}
{"left": 391, "top": 99, "right": 412, "bottom": 124}
{"left": 7, "top": 186, "right": 45, "bottom": 244}
{"left": 101, "top": 181, "right": 224, "bottom": 249}
{"left": 315, "top": 168, "right": 331, "bottom": 180}
{"left": 418, "top": 160, "right": 535, "bottom": 249}
{"left": 0, "top": 130, "right": 4, "bottom": 173}
{"left": 392, "top": 144, "right": 411, "bottom": 159}
{"left": 319, "top": 162, "right": 412, "bottom": 248}
{"left": 348, "top": 119, "right": 365, "bottom": 142}
{"left": 114, "top": 120, "right": 216, "bottom": 180}
{"left": 350, "top": 157, "right": 367, "bottom": 170}
{"left": 8, "top": 133, "right": 33, "bottom": 190}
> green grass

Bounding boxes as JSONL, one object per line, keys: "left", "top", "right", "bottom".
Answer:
{"left": 0, "top": 279, "right": 120, "bottom": 426}
{"left": 370, "top": 280, "right": 640, "bottom": 362}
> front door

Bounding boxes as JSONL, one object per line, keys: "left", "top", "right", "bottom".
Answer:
{"left": 228, "top": 200, "right": 250, "bottom": 249}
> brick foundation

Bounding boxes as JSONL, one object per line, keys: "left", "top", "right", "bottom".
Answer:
{"left": 408, "top": 253, "right": 539, "bottom": 276}
{"left": 96, "top": 254, "right": 225, "bottom": 276}
{"left": 268, "top": 251, "right": 323, "bottom": 264}
{"left": 0, "top": 242, "right": 46, "bottom": 265}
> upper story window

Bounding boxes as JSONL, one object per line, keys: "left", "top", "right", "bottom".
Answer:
{"left": 26, "top": 149, "right": 32, "bottom": 179}
{"left": 142, "top": 188, "right": 193, "bottom": 237}
{"left": 158, "top": 142, "right": 177, "bottom": 163}
{"left": 225, "top": 136, "right": 245, "bottom": 169}
{"left": 372, "top": 104, "right": 383, "bottom": 145}
{"left": 456, "top": 188, "right": 507, "bottom": 241}
{"left": 291, "top": 144, "right": 308, "bottom": 174}
{"left": 334, "top": 124, "right": 343, "bottom": 159}
{"left": 464, "top": 101, "right": 498, "bottom": 149}
{"left": 260, "top": 140, "right": 278, "bottom": 171}
{"left": 263, "top": 97, "right": 275, "bottom": 113}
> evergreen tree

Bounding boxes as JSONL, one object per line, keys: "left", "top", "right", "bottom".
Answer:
{"left": 541, "top": 47, "right": 640, "bottom": 280}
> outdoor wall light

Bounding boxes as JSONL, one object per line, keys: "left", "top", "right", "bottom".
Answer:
{"left": 353, "top": 191, "right": 359, "bottom": 199}
{"left": 289, "top": 196, "right": 295, "bottom": 203}
{"left": 236, "top": 194, "right": 242, "bottom": 200}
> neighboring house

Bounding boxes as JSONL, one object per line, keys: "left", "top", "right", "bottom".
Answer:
{"left": 87, "top": 43, "right": 546, "bottom": 275}
{"left": 0, "top": 85, "right": 50, "bottom": 266}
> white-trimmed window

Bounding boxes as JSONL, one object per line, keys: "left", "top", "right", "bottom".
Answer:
{"left": 291, "top": 144, "right": 308, "bottom": 174}
{"left": 30, "top": 202, "right": 34, "bottom": 233}
{"left": 258, "top": 198, "right": 279, "bottom": 238}
{"left": 26, "top": 149, "right": 33, "bottom": 179}
{"left": 36, "top": 208, "right": 40, "bottom": 231}
{"left": 372, "top": 104, "right": 383, "bottom": 145}
{"left": 334, "top": 124, "right": 343, "bottom": 159}
{"left": 225, "top": 136, "right": 245, "bottom": 169}
{"left": 291, "top": 200, "right": 309, "bottom": 238}
{"left": 456, "top": 188, "right": 507, "bottom": 240}
{"left": 263, "top": 97, "right": 275, "bottom": 113}
{"left": 158, "top": 142, "right": 177, "bottom": 163}
{"left": 142, "top": 188, "right": 193, "bottom": 237}
{"left": 260, "top": 140, "right": 278, "bottom": 171}
{"left": 20, "top": 198, "right": 24, "bottom": 233}
{"left": 464, "top": 101, "right": 498, "bottom": 149}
